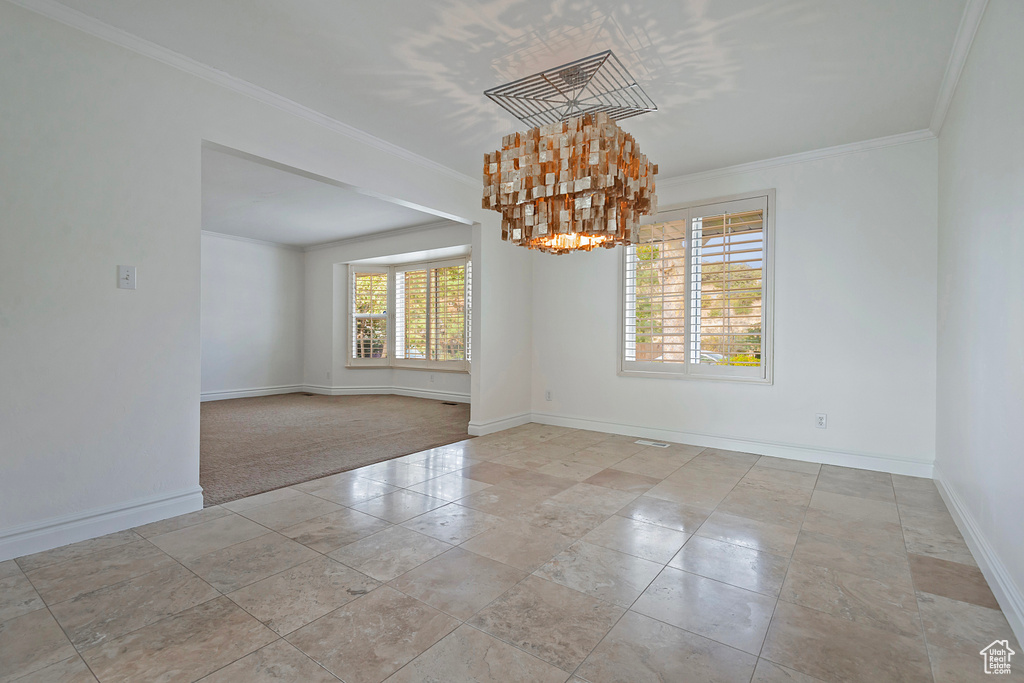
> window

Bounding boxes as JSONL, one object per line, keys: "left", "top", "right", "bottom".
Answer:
{"left": 349, "top": 258, "right": 471, "bottom": 372}
{"left": 622, "top": 191, "right": 773, "bottom": 382}
{"left": 350, "top": 269, "right": 389, "bottom": 365}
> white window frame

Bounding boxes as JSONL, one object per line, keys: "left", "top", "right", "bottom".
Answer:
{"left": 348, "top": 266, "right": 390, "bottom": 368}
{"left": 619, "top": 189, "right": 775, "bottom": 384}
{"left": 346, "top": 257, "right": 471, "bottom": 373}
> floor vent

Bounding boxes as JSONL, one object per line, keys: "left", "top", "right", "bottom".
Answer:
{"left": 634, "top": 439, "right": 671, "bottom": 448}
{"left": 302, "top": 393, "right": 316, "bottom": 396}
{"left": 441, "top": 401, "right": 459, "bottom": 406}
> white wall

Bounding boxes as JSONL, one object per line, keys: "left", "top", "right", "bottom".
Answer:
{"left": 531, "top": 140, "right": 939, "bottom": 475}
{"left": 303, "top": 222, "right": 474, "bottom": 402}
{"left": 468, "top": 220, "right": 535, "bottom": 432}
{"left": 200, "top": 233, "right": 305, "bottom": 398}
{"left": 0, "top": 2, "right": 518, "bottom": 559}
{"left": 935, "top": 0, "right": 1024, "bottom": 639}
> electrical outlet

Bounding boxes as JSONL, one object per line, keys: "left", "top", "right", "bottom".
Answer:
{"left": 429, "top": 374, "right": 435, "bottom": 383}
{"left": 545, "top": 390, "right": 552, "bottom": 401}
{"left": 815, "top": 413, "right": 827, "bottom": 429}
{"left": 326, "top": 371, "right": 330, "bottom": 381}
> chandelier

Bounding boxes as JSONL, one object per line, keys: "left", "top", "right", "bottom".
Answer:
{"left": 482, "top": 51, "right": 658, "bottom": 254}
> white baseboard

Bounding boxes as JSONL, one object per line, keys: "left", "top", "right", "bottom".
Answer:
{"left": 529, "top": 411, "right": 934, "bottom": 477}
{"left": 934, "top": 466, "right": 1024, "bottom": 646}
{"left": 468, "top": 412, "right": 532, "bottom": 436}
{"left": 391, "top": 386, "right": 470, "bottom": 403}
{"left": 201, "top": 384, "right": 470, "bottom": 404}
{"left": 302, "top": 385, "right": 469, "bottom": 404}
{"left": 200, "top": 384, "right": 305, "bottom": 401}
{"left": 0, "top": 486, "right": 204, "bottom": 562}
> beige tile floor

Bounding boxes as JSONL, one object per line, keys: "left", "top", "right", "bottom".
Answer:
{"left": 1, "top": 423, "right": 1020, "bottom": 682}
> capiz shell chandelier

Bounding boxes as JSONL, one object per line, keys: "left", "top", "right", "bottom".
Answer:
{"left": 483, "top": 114, "right": 657, "bottom": 254}
{"left": 482, "top": 51, "right": 658, "bottom": 255}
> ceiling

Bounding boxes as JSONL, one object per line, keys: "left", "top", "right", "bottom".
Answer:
{"left": 55, "top": 0, "right": 966, "bottom": 179}
{"left": 202, "top": 147, "right": 439, "bottom": 247}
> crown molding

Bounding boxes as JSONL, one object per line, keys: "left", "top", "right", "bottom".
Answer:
{"left": 657, "top": 129, "right": 936, "bottom": 189}
{"left": 6, "top": 0, "right": 480, "bottom": 189}
{"left": 302, "top": 219, "right": 465, "bottom": 252}
{"left": 200, "top": 230, "right": 304, "bottom": 251}
{"left": 929, "top": 0, "right": 989, "bottom": 135}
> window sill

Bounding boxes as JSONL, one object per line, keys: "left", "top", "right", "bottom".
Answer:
{"left": 393, "top": 363, "right": 469, "bottom": 374}
{"left": 345, "top": 361, "right": 470, "bottom": 374}
{"left": 617, "top": 368, "right": 772, "bottom": 384}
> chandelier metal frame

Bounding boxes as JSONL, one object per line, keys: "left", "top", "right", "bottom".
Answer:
{"left": 484, "top": 50, "right": 657, "bottom": 129}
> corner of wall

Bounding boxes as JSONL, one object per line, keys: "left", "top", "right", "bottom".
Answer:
{"left": 934, "top": 465, "right": 1024, "bottom": 645}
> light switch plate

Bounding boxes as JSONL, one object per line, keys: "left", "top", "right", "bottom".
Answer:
{"left": 118, "top": 265, "right": 136, "bottom": 290}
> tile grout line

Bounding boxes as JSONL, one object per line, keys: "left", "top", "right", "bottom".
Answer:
{"left": 471, "top": 445, "right": 765, "bottom": 676}
{"left": 56, "top": 536, "right": 229, "bottom": 662}
{"left": 894, "top": 479, "right": 942, "bottom": 683}
{"left": 747, "top": 460, "right": 821, "bottom": 682}
{"left": 0, "top": 563, "right": 46, "bottom": 629}
{"left": 14, "top": 531, "right": 146, "bottom": 576}
{"left": 565, "top": 454, "right": 799, "bottom": 680}
{"left": 754, "top": 469, "right": 940, "bottom": 682}
{"left": 353, "top": 433, "right": 658, "bottom": 681}
{"left": 192, "top": 635, "right": 346, "bottom": 683}
{"left": 565, "top": 463, "right": 752, "bottom": 682}
{"left": 19, "top": 559, "right": 104, "bottom": 682}
{"left": 33, "top": 512, "right": 374, "bottom": 677}
{"left": 441, "top": 446, "right": 757, "bottom": 679}
{"left": 68, "top": 527, "right": 339, "bottom": 682}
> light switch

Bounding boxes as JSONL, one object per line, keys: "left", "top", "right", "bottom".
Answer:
{"left": 118, "top": 265, "right": 136, "bottom": 290}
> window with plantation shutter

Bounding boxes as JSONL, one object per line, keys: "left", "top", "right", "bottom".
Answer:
{"left": 394, "top": 259, "right": 469, "bottom": 369}
{"left": 465, "top": 260, "right": 472, "bottom": 363}
{"left": 429, "top": 264, "right": 468, "bottom": 362}
{"left": 349, "top": 258, "right": 471, "bottom": 372}
{"left": 622, "top": 191, "right": 773, "bottom": 382}
{"left": 396, "top": 268, "right": 428, "bottom": 360}
{"left": 624, "top": 219, "right": 688, "bottom": 365}
{"left": 350, "top": 269, "right": 389, "bottom": 366}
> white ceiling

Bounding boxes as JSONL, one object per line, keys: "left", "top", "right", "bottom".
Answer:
{"left": 202, "top": 147, "right": 439, "bottom": 247}
{"left": 55, "top": 0, "right": 966, "bottom": 179}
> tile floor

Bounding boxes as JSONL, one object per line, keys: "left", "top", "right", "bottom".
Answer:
{"left": 1, "top": 423, "right": 1019, "bottom": 682}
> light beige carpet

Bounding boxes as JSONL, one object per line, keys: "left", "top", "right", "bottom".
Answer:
{"left": 200, "top": 393, "right": 471, "bottom": 506}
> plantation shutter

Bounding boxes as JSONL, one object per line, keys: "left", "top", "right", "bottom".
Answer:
{"left": 688, "top": 197, "right": 766, "bottom": 378}
{"left": 465, "top": 260, "right": 472, "bottom": 362}
{"left": 624, "top": 213, "right": 689, "bottom": 367}
{"left": 622, "top": 193, "right": 770, "bottom": 381}
{"left": 429, "top": 264, "right": 468, "bottom": 362}
{"left": 350, "top": 268, "right": 389, "bottom": 365}
{"left": 393, "top": 258, "right": 470, "bottom": 371}
{"left": 396, "top": 268, "right": 428, "bottom": 360}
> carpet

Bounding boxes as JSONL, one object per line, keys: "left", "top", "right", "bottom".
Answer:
{"left": 200, "top": 393, "right": 471, "bottom": 506}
